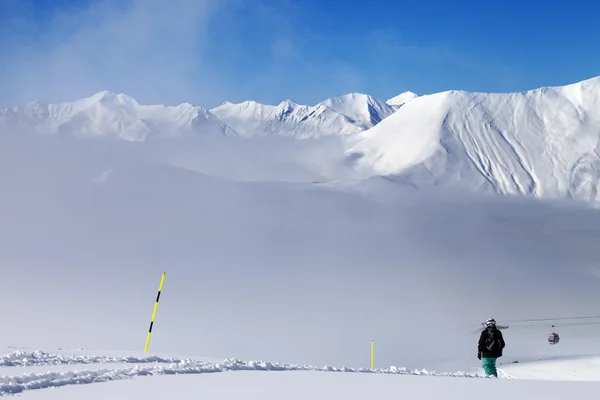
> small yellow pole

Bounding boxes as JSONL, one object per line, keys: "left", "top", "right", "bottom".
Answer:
{"left": 371, "top": 340, "right": 374, "bottom": 369}
{"left": 144, "top": 272, "right": 166, "bottom": 352}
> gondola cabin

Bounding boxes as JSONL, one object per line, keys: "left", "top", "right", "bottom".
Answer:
{"left": 548, "top": 332, "right": 560, "bottom": 345}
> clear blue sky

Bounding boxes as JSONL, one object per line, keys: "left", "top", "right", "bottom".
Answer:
{"left": 0, "top": 0, "right": 599, "bottom": 108}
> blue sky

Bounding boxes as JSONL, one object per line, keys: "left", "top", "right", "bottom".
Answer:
{"left": 0, "top": 0, "right": 599, "bottom": 108}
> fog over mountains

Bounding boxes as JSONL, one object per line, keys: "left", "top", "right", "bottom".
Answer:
{"left": 2, "top": 76, "right": 599, "bottom": 202}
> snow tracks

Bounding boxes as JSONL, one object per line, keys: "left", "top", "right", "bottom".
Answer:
{"left": 0, "top": 350, "right": 486, "bottom": 396}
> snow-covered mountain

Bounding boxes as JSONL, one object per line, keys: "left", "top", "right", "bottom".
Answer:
{"left": 318, "top": 92, "right": 398, "bottom": 129}
{"left": 209, "top": 92, "right": 402, "bottom": 138}
{"left": 3, "top": 76, "right": 600, "bottom": 203}
{"left": 0, "top": 90, "right": 237, "bottom": 141}
{"left": 0, "top": 90, "right": 402, "bottom": 141}
{"left": 347, "top": 76, "right": 600, "bottom": 202}
{"left": 210, "top": 98, "right": 365, "bottom": 138}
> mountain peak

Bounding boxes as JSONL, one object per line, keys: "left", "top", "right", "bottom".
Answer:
{"left": 85, "top": 90, "right": 139, "bottom": 106}
{"left": 386, "top": 91, "right": 419, "bottom": 106}
{"left": 278, "top": 99, "right": 299, "bottom": 108}
{"left": 319, "top": 93, "right": 397, "bottom": 128}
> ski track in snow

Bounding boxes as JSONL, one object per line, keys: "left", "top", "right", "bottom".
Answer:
{"left": 0, "top": 351, "right": 185, "bottom": 367}
{"left": 0, "top": 351, "right": 490, "bottom": 396}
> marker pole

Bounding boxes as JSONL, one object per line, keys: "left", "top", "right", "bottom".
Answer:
{"left": 144, "top": 272, "right": 166, "bottom": 352}
{"left": 371, "top": 340, "right": 374, "bottom": 369}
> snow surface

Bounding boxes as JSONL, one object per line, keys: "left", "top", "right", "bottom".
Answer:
{"left": 0, "top": 348, "right": 481, "bottom": 396}
{"left": 0, "top": 348, "right": 599, "bottom": 399}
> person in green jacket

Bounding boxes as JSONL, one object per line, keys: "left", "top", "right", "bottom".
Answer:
{"left": 477, "top": 318, "right": 505, "bottom": 377}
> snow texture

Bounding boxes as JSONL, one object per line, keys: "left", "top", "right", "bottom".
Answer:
{"left": 0, "top": 350, "right": 485, "bottom": 396}
{"left": 0, "top": 351, "right": 184, "bottom": 367}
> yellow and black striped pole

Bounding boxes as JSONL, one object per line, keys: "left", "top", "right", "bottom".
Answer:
{"left": 144, "top": 272, "right": 166, "bottom": 352}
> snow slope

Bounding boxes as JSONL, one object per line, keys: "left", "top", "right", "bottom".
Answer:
{"left": 0, "top": 91, "right": 237, "bottom": 141}
{"left": 1, "top": 348, "right": 600, "bottom": 399}
{"left": 347, "top": 76, "right": 600, "bottom": 201}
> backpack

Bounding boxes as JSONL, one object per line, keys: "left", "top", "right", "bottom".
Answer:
{"left": 485, "top": 328, "right": 501, "bottom": 353}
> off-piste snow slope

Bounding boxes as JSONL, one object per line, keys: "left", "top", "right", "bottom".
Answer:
{"left": 1, "top": 347, "right": 600, "bottom": 399}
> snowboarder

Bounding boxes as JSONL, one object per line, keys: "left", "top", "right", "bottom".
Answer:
{"left": 477, "top": 318, "right": 505, "bottom": 377}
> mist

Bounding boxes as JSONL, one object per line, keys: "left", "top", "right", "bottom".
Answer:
{"left": 0, "top": 0, "right": 220, "bottom": 107}
{"left": 1, "top": 128, "right": 600, "bottom": 372}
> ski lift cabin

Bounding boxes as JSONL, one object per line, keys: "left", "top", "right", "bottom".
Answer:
{"left": 548, "top": 332, "right": 560, "bottom": 345}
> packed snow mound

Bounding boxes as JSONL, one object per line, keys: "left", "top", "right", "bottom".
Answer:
{"left": 0, "top": 90, "right": 237, "bottom": 141}
{"left": 0, "top": 350, "right": 185, "bottom": 367}
{"left": 318, "top": 92, "right": 398, "bottom": 129}
{"left": 386, "top": 91, "right": 419, "bottom": 106}
{"left": 209, "top": 98, "right": 364, "bottom": 138}
{"left": 348, "top": 76, "right": 600, "bottom": 201}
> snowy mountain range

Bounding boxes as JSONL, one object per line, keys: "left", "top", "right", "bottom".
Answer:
{"left": 2, "top": 75, "right": 600, "bottom": 202}
{"left": 0, "top": 90, "right": 238, "bottom": 141}
{"left": 0, "top": 90, "right": 413, "bottom": 141}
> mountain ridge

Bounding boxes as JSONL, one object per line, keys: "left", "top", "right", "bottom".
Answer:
{"left": 346, "top": 75, "right": 600, "bottom": 201}
{"left": 0, "top": 89, "right": 418, "bottom": 140}
{"left": 2, "top": 75, "right": 600, "bottom": 203}
{"left": 0, "top": 90, "right": 239, "bottom": 141}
